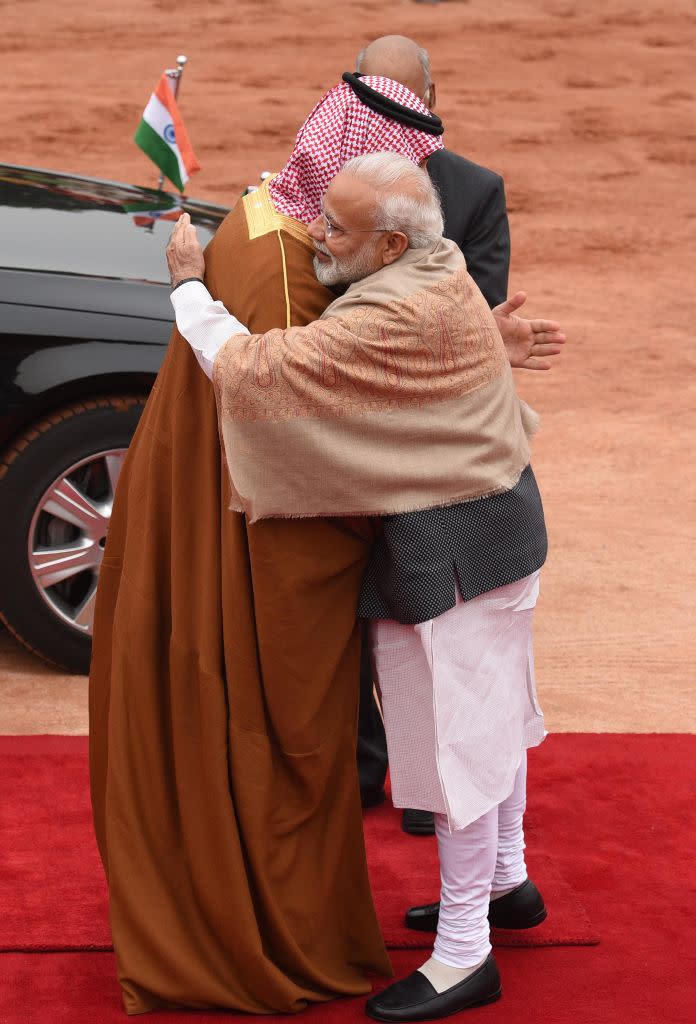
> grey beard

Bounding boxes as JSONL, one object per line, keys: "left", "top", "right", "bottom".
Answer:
{"left": 313, "top": 242, "right": 379, "bottom": 287}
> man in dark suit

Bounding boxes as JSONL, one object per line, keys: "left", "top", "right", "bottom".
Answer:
{"left": 356, "top": 34, "right": 510, "bottom": 308}
{"left": 353, "top": 35, "right": 539, "bottom": 836}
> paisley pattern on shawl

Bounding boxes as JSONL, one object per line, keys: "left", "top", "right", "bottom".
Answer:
{"left": 213, "top": 239, "right": 538, "bottom": 522}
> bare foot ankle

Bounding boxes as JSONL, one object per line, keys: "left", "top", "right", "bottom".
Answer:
{"left": 490, "top": 878, "right": 526, "bottom": 901}
{"left": 490, "top": 886, "right": 515, "bottom": 901}
{"left": 417, "top": 955, "right": 487, "bottom": 994}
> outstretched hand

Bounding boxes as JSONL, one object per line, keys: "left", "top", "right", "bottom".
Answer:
{"left": 166, "top": 212, "right": 205, "bottom": 288}
{"left": 493, "top": 291, "right": 566, "bottom": 371}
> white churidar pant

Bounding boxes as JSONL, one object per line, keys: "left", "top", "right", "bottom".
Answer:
{"left": 370, "top": 570, "right": 545, "bottom": 832}
{"left": 433, "top": 755, "right": 529, "bottom": 968}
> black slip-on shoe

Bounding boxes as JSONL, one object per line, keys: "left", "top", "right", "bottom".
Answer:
{"left": 365, "top": 954, "right": 501, "bottom": 1022}
{"left": 488, "top": 878, "right": 547, "bottom": 929}
{"left": 404, "top": 878, "right": 547, "bottom": 933}
{"left": 403, "top": 900, "right": 440, "bottom": 933}
{"left": 401, "top": 809, "right": 435, "bottom": 836}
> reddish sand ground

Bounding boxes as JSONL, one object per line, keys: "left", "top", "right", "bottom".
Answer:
{"left": 1, "top": 0, "right": 694, "bottom": 732}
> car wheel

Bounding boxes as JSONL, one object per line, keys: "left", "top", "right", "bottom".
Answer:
{"left": 0, "top": 396, "right": 146, "bottom": 674}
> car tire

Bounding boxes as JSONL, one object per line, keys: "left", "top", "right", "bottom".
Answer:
{"left": 0, "top": 396, "right": 146, "bottom": 674}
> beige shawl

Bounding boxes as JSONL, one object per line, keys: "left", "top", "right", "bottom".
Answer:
{"left": 213, "top": 239, "right": 536, "bottom": 522}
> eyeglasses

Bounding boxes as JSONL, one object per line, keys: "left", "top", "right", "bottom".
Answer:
{"left": 319, "top": 204, "right": 387, "bottom": 239}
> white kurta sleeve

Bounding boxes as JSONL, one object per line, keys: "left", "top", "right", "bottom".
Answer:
{"left": 170, "top": 280, "right": 250, "bottom": 380}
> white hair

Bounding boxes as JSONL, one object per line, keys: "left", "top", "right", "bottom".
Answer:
{"left": 339, "top": 152, "right": 444, "bottom": 248}
{"left": 356, "top": 42, "right": 432, "bottom": 93}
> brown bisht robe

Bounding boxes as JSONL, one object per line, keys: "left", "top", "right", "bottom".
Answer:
{"left": 89, "top": 185, "right": 391, "bottom": 1015}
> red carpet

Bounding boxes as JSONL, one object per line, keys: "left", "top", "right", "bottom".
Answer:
{"left": 1, "top": 734, "right": 694, "bottom": 1023}
{"left": 0, "top": 734, "right": 595, "bottom": 952}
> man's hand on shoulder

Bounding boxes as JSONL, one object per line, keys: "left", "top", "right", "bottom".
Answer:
{"left": 493, "top": 292, "right": 566, "bottom": 371}
{"left": 166, "top": 212, "right": 206, "bottom": 289}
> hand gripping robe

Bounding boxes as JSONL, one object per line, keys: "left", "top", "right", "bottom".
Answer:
{"left": 90, "top": 75, "right": 444, "bottom": 1015}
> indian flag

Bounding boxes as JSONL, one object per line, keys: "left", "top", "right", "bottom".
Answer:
{"left": 135, "top": 73, "right": 200, "bottom": 192}
{"left": 122, "top": 199, "right": 184, "bottom": 228}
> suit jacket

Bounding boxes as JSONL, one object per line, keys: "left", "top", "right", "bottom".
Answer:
{"left": 427, "top": 147, "right": 510, "bottom": 308}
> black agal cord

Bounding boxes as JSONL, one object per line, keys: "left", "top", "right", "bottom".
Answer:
{"left": 342, "top": 72, "right": 444, "bottom": 136}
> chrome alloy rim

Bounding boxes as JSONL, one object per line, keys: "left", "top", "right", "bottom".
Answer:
{"left": 28, "top": 449, "right": 126, "bottom": 635}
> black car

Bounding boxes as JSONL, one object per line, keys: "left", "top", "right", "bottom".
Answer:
{"left": 0, "top": 163, "right": 229, "bottom": 672}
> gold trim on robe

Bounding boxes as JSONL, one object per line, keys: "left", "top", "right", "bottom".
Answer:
{"left": 242, "top": 181, "right": 315, "bottom": 249}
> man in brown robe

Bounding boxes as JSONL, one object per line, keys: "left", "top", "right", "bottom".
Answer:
{"left": 90, "top": 74, "right": 563, "bottom": 1015}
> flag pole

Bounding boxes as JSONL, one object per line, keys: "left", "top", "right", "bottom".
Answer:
{"left": 157, "top": 54, "right": 188, "bottom": 191}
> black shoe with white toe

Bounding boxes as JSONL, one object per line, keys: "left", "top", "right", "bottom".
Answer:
{"left": 365, "top": 954, "right": 501, "bottom": 1022}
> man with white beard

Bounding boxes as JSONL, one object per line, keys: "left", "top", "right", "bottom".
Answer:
{"left": 166, "top": 152, "right": 550, "bottom": 1022}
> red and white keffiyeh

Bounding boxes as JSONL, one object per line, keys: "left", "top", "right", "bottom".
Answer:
{"left": 267, "top": 76, "right": 445, "bottom": 224}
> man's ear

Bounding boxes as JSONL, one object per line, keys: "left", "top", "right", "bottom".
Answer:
{"left": 427, "top": 82, "right": 437, "bottom": 111}
{"left": 381, "top": 231, "right": 409, "bottom": 266}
